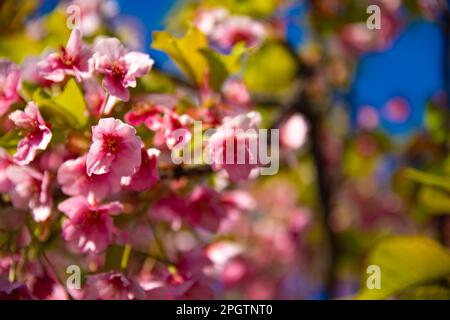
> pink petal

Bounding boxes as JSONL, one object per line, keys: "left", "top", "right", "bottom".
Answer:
{"left": 103, "top": 75, "right": 130, "bottom": 101}
{"left": 65, "top": 29, "right": 82, "bottom": 58}
{"left": 124, "top": 51, "right": 154, "bottom": 78}
{"left": 86, "top": 140, "right": 114, "bottom": 176}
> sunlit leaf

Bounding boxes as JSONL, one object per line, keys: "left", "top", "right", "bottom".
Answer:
{"left": 43, "top": 9, "right": 72, "bottom": 48}
{"left": 356, "top": 236, "right": 450, "bottom": 300}
{"left": 105, "top": 245, "right": 128, "bottom": 271}
{"left": 0, "top": 32, "right": 42, "bottom": 62}
{"left": 203, "top": 0, "right": 280, "bottom": 16}
{"left": 404, "top": 168, "right": 450, "bottom": 191}
{"left": 243, "top": 41, "right": 299, "bottom": 94}
{"left": 418, "top": 186, "right": 450, "bottom": 215}
{"left": 53, "top": 79, "right": 88, "bottom": 128}
{"left": 152, "top": 28, "right": 208, "bottom": 85}
{"left": 33, "top": 79, "right": 87, "bottom": 129}
{"left": 0, "top": 130, "right": 21, "bottom": 154}
{"left": 135, "top": 72, "right": 176, "bottom": 93}
{"left": 199, "top": 43, "right": 245, "bottom": 91}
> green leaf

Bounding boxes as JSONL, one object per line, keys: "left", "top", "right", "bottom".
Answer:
{"left": 0, "top": 130, "right": 21, "bottom": 154}
{"left": 243, "top": 41, "right": 299, "bottom": 94}
{"left": 356, "top": 236, "right": 450, "bottom": 300}
{"left": 43, "top": 9, "right": 72, "bottom": 48}
{"left": 404, "top": 168, "right": 450, "bottom": 192}
{"left": 152, "top": 28, "right": 208, "bottom": 85}
{"left": 33, "top": 79, "right": 87, "bottom": 129}
{"left": 418, "top": 186, "right": 450, "bottom": 215}
{"left": 0, "top": 32, "right": 43, "bottom": 63}
{"left": 135, "top": 72, "right": 176, "bottom": 93}
{"left": 53, "top": 79, "right": 87, "bottom": 128}
{"left": 104, "top": 245, "right": 125, "bottom": 271}
{"left": 199, "top": 43, "right": 246, "bottom": 91}
{"left": 206, "top": 0, "right": 279, "bottom": 17}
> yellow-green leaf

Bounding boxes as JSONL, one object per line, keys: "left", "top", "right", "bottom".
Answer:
{"left": 0, "top": 130, "right": 20, "bottom": 154}
{"left": 152, "top": 28, "right": 208, "bottom": 85}
{"left": 199, "top": 43, "right": 246, "bottom": 91}
{"left": 418, "top": 186, "right": 450, "bottom": 215}
{"left": 356, "top": 236, "right": 450, "bottom": 300}
{"left": 33, "top": 79, "right": 87, "bottom": 129}
{"left": 404, "top": 168, "right": 450, "bottom": 191}
{"left": 243, "top": 41, "right": 299, "bottom": 94}
{"left": 53, "top": 79, "right": 87, "bottom": 128}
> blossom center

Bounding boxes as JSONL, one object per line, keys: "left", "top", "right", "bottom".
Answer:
{"left": 109, "top": 275, "right": 129, "bottom": 290}
{"left": 59, "top": 47, "right": 76, "bottom": 66}
{"left": 111, "top": 61, "right": 126, "bottom": 80}
{"left": 230, "top": 31, "right": 253, "bottom": 46}
{"left": 102, "top": 134, "right": 122, "bottom": 155}
{"left": 84, "top": 209, "right": 103, "bottom": 228}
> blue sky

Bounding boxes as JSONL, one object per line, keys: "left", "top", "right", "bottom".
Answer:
{"left": 38, "top": 1, "right": 447, "bottom": 134}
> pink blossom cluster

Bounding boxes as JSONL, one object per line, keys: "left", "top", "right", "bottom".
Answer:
{"left": 0, "top": 13, "right": 299, "bottom": 300}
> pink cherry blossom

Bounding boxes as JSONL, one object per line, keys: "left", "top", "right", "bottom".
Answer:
{"left": 220, "top": 189, "right": 256, "bottom": 219}
{"left": 194, "top": 7, "right": 229, "bottom": 35}
{"left": 124, "top": 102, "right": 164, "bottom": 129}
{"left": 8, "top": 102, "right": 52, "bottom": 165}
{"left": 37, "top": 145, "right": 67, "bottom": 173}
{"left": 174, "top": 247, "right": 215, "bottom": 297}
{"left": 57, "top": 155, "right": 121, "bottom": 200}
{"left": 23, "top": 260, "right": 68, "bottom": 300}
{"left": 6, "top": 165, "right": 52, "bottom": 222}
{"left": 151, "top": 278, "right": 215, "bottom": 300}
{"left": 153, "top": 112, "right": 192, "bottom": 150}
{"left": 383, "top": 97, "right": 411, "bottom": 123}
{"left": 89, "top": 37, "right": 154, "bottom": 101}
{"left": 206, "top": 241, "right": 243, "bottom": 274}
{"left": 125, "top": 100, "right": 192, "bottom": 150}
{"left": 280, "top": 114, "right": 308, "bottom": 150}
{"left": 339, "top": 3, "right": 402, "bottom": 54}
{"left": 37, "top": 29, "right": 91, "bottom": 82}
{"left": 0, "top": 148, "right": 12, "bottom": 192}
{"left": 149, "top": 194, "right": 185, "bottom": 230}
{"left": 185, "top": 186, "right": 227, "bottom": 232}
{"left": 145, "top": 248, "right": 215, "bottom": 299}
{"left": 83, "top": 77, "right": 107, "bottom": 117}
{"left": 84, "top": 271, "right": 145, "bottom": 300}
{"left": 0, "top": 279, "right": 34, "bottom": 300}
{"left": 150, "top": 187, "right": 226, "bottom": 232}
{"left": 58, "top": 196, "right": 123, "bottom": 253}
{"left": 195, "top": 8, "right": 265, "bottom": 51}
{"left": 70, "top": 0, "right": 119, "bottom": 36}
{"left": 86, "top": 117, "right": 142, "bottom": 177}
{"left": 220, "top": 256, "right": 248, "bottom": 288}
{"left": 0, "top": 59, "right": 21, "bottom": 117}
{"left": 21, "top": 56, "right": 54, "bottom": 87}
{"left": 210, "top": 16, "right": 266, "bottom": 51}
{"left": 207, "top": 112, "right": 261, "bottom": 181}
{"left": 357, "top": 105, "right": 379, "bottom": 129}
{"left": 222, "top": 78, "right": 251, "bottom": 107}
{"left": 121, "top": 148, "right": 159, "bottom": 192}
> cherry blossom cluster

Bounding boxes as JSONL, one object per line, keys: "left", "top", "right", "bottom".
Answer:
{"left": 0, "top": 4, "right": 301, "bottom": 299}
